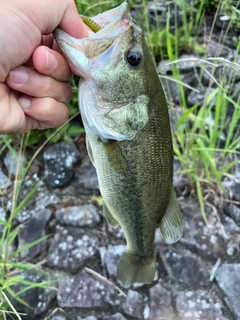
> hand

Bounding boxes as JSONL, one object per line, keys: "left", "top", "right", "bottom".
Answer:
{"left": 0, "top": 0, "right": 89, "bottom": 133}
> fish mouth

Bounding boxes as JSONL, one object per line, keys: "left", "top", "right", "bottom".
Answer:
{"left": 54, "top": 2, "right": 131, "bottom": 76}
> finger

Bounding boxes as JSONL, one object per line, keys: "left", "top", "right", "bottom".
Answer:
{"left": 6, "top": 66, "right": 72, "bottom": 103}
{"left": 17, "top": 96, "right": 69, "bottom": 133}
{"left": 32, "top": 46, "right": 73, "bottom": 82}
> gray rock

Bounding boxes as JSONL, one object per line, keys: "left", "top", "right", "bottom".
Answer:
{"left": 160, "top": 72, "right": 198, "bottom": 105}
{"left": 122, "top": 290, "right": 144, "bottom": 319}
{"left": 10, "top": 271, "right": 56, "bottom": 319}
{"left": 158, "top": 55, "right": 200, "bottom": 75}
{"left": 0, "top": 167, "right": 11, "bottom": 189}
{"left": 48, "top": 226, "right": 99, "bottom": 273}
{"left": 187, "top": 86, "right": 216, "bottom": 107}
{"left": 149, "top": 283, "right": 177, "bottom": 320}
{"left": 223, "top": 203, "right": 240, "bottom": 223}
{"left": 0, "top": 207, "right": 6, "bottom": 233}
{"left": 207, "top": 41, "right": 233, "bottom": 58}
{"left": 57, "top": 269, "right": 121, "bottom": 308}
{"left": 180, "top": 200, "right": 240, "bottom": 260}
{"left": 44, "top": 141, "right": 81, "bottom": 188}
{"left": 51, "top": 316, "right": 67, "bottom": 320}
{"left": 4, "top": 151, "right": 26, "bottom": 176}
{"left": 215, "top": 264, "right": 240, "bottom": 319}
{"left": 232, "top": 81, "right": 240, "bottom": 103}
{"left": 104, "top": 245, "right": 125, "bottom": 278}
{"left": 77, "top": 317, "right": 97, "bottom": 320}
{"left": 74, "top": 156, "right": 99, "bottom": 190}
{"left": 18, "top": 208, "right": 52, "bottom": 260}
{"left": 159, "top": 247, "right": 209, "bottom": 286}
{"left": 201, "top": 65, "right": 240, "bottom": 87}
{"left": 56, "top": 204, "right": 100, "bottom": 227}
{"left": 103, "top": 313, "right": 127, "bottom": 320}
{"left": 176, "top": 290, "right": 227, "bottom": 320}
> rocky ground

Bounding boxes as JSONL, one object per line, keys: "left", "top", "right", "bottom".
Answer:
{"left": 1, "top": 1, "right": 240, "bottom": 320}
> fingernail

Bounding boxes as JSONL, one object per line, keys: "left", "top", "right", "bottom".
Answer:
{"left": 46, "top": 50, "right": 57, "bottom": 72}
{"left": 18, "top": 97, "right": 31, "bottom": 109}
{"left": 9, "top": 68, "right": 29, "bottom": 84}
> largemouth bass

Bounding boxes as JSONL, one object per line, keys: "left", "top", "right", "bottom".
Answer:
{"left": 54, "top": 2, "right": 182, "bottom": 286}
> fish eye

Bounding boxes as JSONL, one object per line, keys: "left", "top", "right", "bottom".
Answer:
{"left": 126, "top": 50, "right": 141, "bottom": 67}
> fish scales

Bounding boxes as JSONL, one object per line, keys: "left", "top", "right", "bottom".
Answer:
{"left": 54, "top": 1, "right": 182, "bottom": 287}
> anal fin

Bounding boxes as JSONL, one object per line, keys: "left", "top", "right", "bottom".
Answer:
{"left": 159, "top": 188, "right": 182, "bottom": 244}
{"left": 103, "top": 200, "right": 119, "bottom": 227}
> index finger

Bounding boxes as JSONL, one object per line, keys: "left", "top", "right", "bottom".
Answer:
{"left": 32, "top": 46, "right": 73, "bottom": 82}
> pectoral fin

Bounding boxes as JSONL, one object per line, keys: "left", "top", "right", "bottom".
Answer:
{"left": 159, "top": 188, "right": 182, "bottom": 244}
{"left": 86, "top": 136, "right": 95, "bottom": 167}
{"left": 103, "top": 200, "right": 119, "bottom": 227}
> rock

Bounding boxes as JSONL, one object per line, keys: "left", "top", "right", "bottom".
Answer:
{"left": 158, "top": 55, "right": 200, "bottom": 75}
{"left": 179, "top": 200, "right": 240, "bottom": 260}
{"left": 160, "top": 72, "right": 198, "bottom": 105}
{"left": 0, "top": 207, "right": 6, "bottom": 234}
{"left": 176, "top": 289, "right": 227, "bottom": 320}
{"left": 215, "top": 264, "right": 240, "bottom": 319}
{"left": 103, "top": 313, "right": 127, "bottom": 320}
{"left": 159, "top": 247, "right": 209, "bottom": 286}
{"left": 223, "top": 203, "right": 240, "bottom": 224}
{"left": 207, "top": 41, "right": 233, "bottom": 58}
{"left": 10, "top": 271, "right": 56, "bottom": 319}
{"left": 122, "top": 290, "right": 144, "bottom": 319}
{"left": 0, "top": 167, "right": 11, "bottom": 189}
{"left": 187, "top": 86, "right": 216, "bottom": 107}
{"left": 57, "top": 269, "right": 121, "bottom": 308}
{"left": 51, "top": 316, "right": 67, "bottom": 320}
{"left": 56, "top": 204, "right": 100, "bottom": 227}
{"left": 103, "top": 245, "right": 125, "bottom": 278}
{"left": 18, "top": 208, "right": 52, "bottom": 260}
{"left": 74, "top": 156, "right": 99, "bottom": 190}
{"left": 77, "top": 317, "right": 97, "bottom": 320}
{"left": 201, "top": 65, "right": 240, "bottom": 87}
{"left": 44, "top": 141, "right": 81, "bottom": 188}
{"left": 4, "top": 151, "right": 26, "bottom": 176}
{"left": 149, "top": 283, "right": 177, "bottom": 320}
{"left": 232, "top": 81, "right": 240, "bottom": 103}
{"left": 48, "top": 226, "right": 99, "bottom": 273}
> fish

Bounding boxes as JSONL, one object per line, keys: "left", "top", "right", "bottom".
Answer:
{"left": 54, "top": 1, "right": 182, "bottom": 287}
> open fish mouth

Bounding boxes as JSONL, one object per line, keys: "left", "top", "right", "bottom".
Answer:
{"left": 54, "top": 2, "right": 132, "bottom": 74}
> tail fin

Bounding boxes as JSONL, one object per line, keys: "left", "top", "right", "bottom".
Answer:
{"left": 116, "top": 252, "right": 156, "bottom": 287}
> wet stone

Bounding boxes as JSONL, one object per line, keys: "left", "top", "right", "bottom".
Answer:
{"left": 201, "top": 65, "right": 240, "bottom": 87}
{"left": 179, "top": 200, "right": 240, "bottom": 260}
{"left": 10, "top": 271, "right": 56, "bottom": 319}
{"left": 48, "top": 226, "right": 99, "bottom": 273}
{"left": 74, "top": 156, "right": 99, "bottom": 190}
{"left": 149, "top": 283, "right": 177, "bottom": 320}
{"left": 18, "top": 208, "right": 52, "bottom": 260}
{"left": 44, "top": 141, "right": 81, "bottom": 188}
{"left": 56, "top": 204, "right": 100, "bottom": 227}
{"left": 57, "top": 269, "right": 121, "bottom": 308}
{"left": 4, "top": 151, "right": 26, "bottom": 176}
{"left": 123, "top": 290, "right": 144, "bottom": 319}
{"left": 0, "top": 207, "right": 6, "bottom": 234}
{"left": 159, "top": 247, "right": 209, "bottom": 286}
{"left": 176, "top": 289, "right": 227, "bottom": 320}
{"left": 215, "top": 264, "right": 240, "bottom": 319}
{"left": 0, "top": 167, "right": 11, "bottom": 189}
{"left": 103, "top": 313, "right": 127, "bottom": 320}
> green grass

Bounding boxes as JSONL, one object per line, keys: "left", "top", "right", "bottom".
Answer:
{"left": 1, "top": 0, "right": 240, "bottom": 317}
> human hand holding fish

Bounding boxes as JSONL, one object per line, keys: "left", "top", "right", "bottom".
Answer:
{"left": 55, "top": 2, "right": 183, "bottom": 287}
{"left": 0, "top": 0, "right": 89, "bottom": 133}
